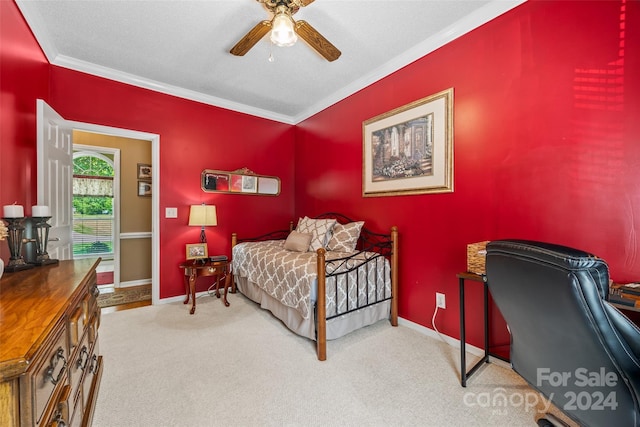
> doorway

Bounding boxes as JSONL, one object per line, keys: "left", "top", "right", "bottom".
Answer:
{"left": 37, "top": 100, "right": 161, "bottom": 305}
{"left": 72, "top": 131, "right": 153, "bottom": 293}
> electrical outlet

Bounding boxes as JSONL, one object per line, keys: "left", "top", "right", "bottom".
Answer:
{"left": 436, "top": 292, "right": 446, "bottom": 309}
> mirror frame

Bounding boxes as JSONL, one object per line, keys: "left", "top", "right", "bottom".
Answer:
{"left": 201, "top": 168, "right": 281, "bottom": 196}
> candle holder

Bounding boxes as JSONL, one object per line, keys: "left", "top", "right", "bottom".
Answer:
{"left": 2, "top": 217, "right": 34, "bottom": 272}
{"left": 32, "top": 216, "right": 59, "bottom": 266}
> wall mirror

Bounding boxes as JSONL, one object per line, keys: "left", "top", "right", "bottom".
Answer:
{"left": 201, "top": 168, "right": 280, "bottom": 196}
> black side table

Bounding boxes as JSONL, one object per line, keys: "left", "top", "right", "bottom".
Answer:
{"left": 458, "top": 271, "right": 492, "bottom": 387}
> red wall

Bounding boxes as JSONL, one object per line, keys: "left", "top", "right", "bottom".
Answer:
{"left": 48, "top": 69, "right": 296, "bottom": 299}
{"left": 3, "top": 1, "right": 640, "bottom": 348}
{"left": 295, "top": 0, "right": 640, "bottom": 348}
{"left": 0, "top": 1, "right": 49, "bottom": 261}
{"left": 1, "top": 1, "right": 295, "bottom": 299}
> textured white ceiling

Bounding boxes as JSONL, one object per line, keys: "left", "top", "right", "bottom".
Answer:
{"left": 16, "top": 0, "right": 524, "bottom": 124}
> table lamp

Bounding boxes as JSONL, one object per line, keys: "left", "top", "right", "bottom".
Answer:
{"left": 188, "top": 204, "right": 217, "bottom": 243}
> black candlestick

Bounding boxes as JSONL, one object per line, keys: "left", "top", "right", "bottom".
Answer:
{"left": 32, "top": 216, "right": 59, "bottom": 266}
{"left": 2, "top": 217, "right": 34, "bottom": 272}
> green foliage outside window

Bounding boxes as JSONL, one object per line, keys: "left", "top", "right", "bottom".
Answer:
{"left": 73, "top": 154, "right": 114, "bottom": 216}
{"left": 73, "top": 197, "right": 112, "bottom": 216}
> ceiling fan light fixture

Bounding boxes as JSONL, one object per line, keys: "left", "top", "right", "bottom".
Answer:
{"left": 270, "top": 11, "right": 297, "bottom": 47}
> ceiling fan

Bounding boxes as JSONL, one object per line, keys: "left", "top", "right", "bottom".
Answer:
{"left": 230, "top": 0, "right": 341, "bottom": 62}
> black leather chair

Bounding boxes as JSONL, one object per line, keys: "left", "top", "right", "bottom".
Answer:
{"left": 485, "top": 239, "right": 640, "bottom": 427}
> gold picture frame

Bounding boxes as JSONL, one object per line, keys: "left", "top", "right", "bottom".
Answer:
{"left": 362, "top": 88, "right": 454, "bottom": 197}
{"left": 201, "top": 168, "right": 280, "bottom": 196}
{"left": 185, "top": 243, "right": 208, "bottom": 260}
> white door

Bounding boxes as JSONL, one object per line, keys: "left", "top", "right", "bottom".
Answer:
{"left": 37, "top": 99, "right": 74, "bottom": 260}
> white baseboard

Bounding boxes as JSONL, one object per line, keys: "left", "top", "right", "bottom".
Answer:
{"left": 397, "top": 316, "right": 511, "bottom": 368}
{"left": 397, "top": 317, "right": 482, "bottom": 356}
{"left": 119, "top": 278, "right": 152, "bottom": 288}
{"left": 158, "top": 290, "right": 212, "bottom": 305}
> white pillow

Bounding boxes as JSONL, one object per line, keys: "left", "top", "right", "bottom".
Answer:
{"left": 327, "top": 221, "right": 364, "bottom": 252}
{"left": 283, "top": 231, "right": 312, "bottom": 252}
{"left": 295, "top": 216, "right": 337, "bottom": 252}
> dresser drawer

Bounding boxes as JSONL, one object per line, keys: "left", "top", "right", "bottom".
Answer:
{"left": 69, "top": 332, "right": 90, "bottom": 407}
{"left": 68, "top": 306, "right": 85, "bottom": 349}
{"left": 81, "top": 355, "right": 103, "bottom": 427}
{"left": 88, "top": 312, "right": 100, "bottom": 346}
{"left": 21, "top": 323, "right": 68, "bottom": 426}
{"left": 43, "top": 384, "right": 71, "bottom": 427}
{"left": 82, "top": 290, "right": 98, "bottom": 323}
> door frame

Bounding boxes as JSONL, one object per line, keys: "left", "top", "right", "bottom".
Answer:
{"left": 69, "top": 121, "right": 160, "bottom": 305}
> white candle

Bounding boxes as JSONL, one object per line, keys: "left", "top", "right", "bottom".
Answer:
{"left": 32, "top": 205, "right": 51, "bottom": 217}
{"left": 3, "top": 204, "right": 24, "bottom": 218}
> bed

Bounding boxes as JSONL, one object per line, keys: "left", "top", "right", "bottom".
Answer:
{"left": 231, "top": 213, "right": 398, "bottom": 360}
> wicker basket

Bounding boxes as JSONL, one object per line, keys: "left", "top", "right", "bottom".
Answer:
{"left": 467, "top": 241, "right": 490, "bottom": 275}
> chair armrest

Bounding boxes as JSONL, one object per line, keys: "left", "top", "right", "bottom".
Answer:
{"left": 604, "top": 303, "right": 640, "bottom": 358}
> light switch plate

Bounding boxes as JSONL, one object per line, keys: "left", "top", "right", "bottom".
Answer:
{"left": 165, "top": 207, "right": 178, "bottom": 218}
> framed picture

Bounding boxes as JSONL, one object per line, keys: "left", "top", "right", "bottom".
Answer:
{"left": 138, "top": 180, "right": 152, "bottom": 197}
{"left": 137, "top": 163, "right": 152, "bottom": 180}
{"left": 186, "top": 243, "right": 208, "bottom": 260}
{"left": 362, "top": 88, "right": 454, "bottom": 197}
{"left": 241, "top": 175, "right": 257, "bottom": 193}
{"left": 202, "top": 172, "right": 230, "bottom": 191}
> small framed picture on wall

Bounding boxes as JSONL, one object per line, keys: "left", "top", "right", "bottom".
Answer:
{"left": 137, "top": 163, "right": 152, "bottom": 180}
{"left": 138, "top": 180, "right": 152, "bottom": 197}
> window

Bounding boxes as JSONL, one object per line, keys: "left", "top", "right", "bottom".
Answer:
{"left": 72, "top": 152, "right": 115, "bottom": 257}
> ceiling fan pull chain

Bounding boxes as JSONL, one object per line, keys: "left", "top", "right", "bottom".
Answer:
{"left": 268, "top": 41, "right": 275, "bottom": 63}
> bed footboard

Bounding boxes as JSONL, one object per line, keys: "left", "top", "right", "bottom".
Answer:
{"left": 316, "top": 226, "right": 398, "bottom": 361}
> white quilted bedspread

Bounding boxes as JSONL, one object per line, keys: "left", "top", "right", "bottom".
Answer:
{"left": 232, "top": 240, "right": 391, "bottom": 320}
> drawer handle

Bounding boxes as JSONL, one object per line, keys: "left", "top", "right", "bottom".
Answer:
{"left": 76, "top": 346, "right": 89, "bottom": 371}
{"left": 89, "top": 354, "right": 100, "bottom": 374}
{"left": 53, "top": 411, "right": 68, "bottom": 427}
{"left": 91, "top": 285, "right": 100, "bottom": 297}
{"left": 44, "top": 347, "right": 67, "bottom": 385}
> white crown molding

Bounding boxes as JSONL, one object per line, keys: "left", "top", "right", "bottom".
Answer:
{"left": 292, "top": 0, "right": 526, "bottom": 124}
{"left": 15, "top": 0, "right": 59, "bottom": 63}
{"left": 17, "top": 0, "right": 525, "bottom": 125}
{"left": 52, "top": 55, "right": 297, "bottom": 125}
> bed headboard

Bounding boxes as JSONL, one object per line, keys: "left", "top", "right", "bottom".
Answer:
{"left": 312, "top": 212, "right": 394, "bottom": 257}
{"left": 233, "top": 212, "right": 396, "bottom": 258}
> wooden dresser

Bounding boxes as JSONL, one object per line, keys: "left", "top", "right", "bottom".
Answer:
{"left": 0, "top": 258, "right": 103, "bottom": 427}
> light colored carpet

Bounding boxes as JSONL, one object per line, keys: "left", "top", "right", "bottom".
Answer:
{"left": 93, "top": 293, "right": 576, "bottom": 427}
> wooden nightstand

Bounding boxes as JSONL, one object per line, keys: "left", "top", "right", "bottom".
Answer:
{"left": 179, "top": 259, "right": 230, "bottom": 314}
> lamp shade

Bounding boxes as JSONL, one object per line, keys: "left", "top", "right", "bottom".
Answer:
{"left": 188, "top": 205, "right": 217, "bottom": 227}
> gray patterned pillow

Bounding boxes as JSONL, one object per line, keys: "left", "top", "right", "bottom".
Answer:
{"left": 283, "top": 231, "right": 312, "bottom": 252}
{"left": 327, "top": 221, "right": 364, "bottom": 252}
{"left": 295, "top": 216, "right": 337, "bottom": 252}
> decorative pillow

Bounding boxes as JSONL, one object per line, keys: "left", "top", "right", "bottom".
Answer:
{"left": 295, "top": 216, "right": 337, "bottom": 252}
{"left": 283, "top": 231, "right": 313, "bottom": 252}
{"left": 327, "top": 221, "right": 364, "bottom": 252}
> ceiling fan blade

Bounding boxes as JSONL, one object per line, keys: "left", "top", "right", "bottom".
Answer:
{"left": 230, "top": 20, "right": 272, "bottom": 56}
{"left": 292, "top": 0, "right": 315, "bottom": 7}
{"left": 295, "top": 20, "right": 341, "bottom": 62}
